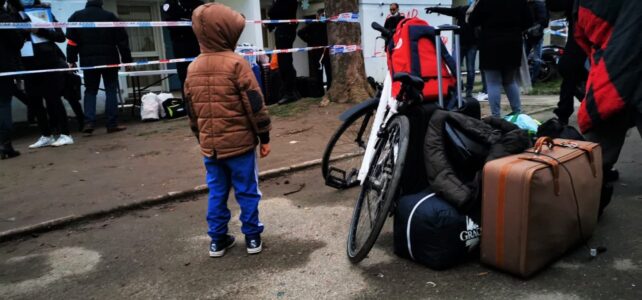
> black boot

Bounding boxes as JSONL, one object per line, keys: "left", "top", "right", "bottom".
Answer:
{"left": 0, "top": 143, "right": 20, "bottom": 160}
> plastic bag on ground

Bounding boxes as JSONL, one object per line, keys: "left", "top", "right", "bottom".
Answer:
{"left": 141, "top": 92, "right": 161, "bottom": 121}
{"left": 504, "top": 113, "right": 541, "bottom": 136}
{"left": 157, "top": 93, "right": 175, "bottom": 118}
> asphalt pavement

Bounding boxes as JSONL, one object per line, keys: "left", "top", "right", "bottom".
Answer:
{"left": 1, "top": 111, "right": 641, "bottom": 298}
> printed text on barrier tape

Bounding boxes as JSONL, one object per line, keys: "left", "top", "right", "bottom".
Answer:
{"left": 0, "top": 13, "right": 359, "bottom": 29}
{"left": 0, "top": 45, "right": 361, "bottom": 77}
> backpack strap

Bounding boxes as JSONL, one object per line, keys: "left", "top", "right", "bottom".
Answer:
{"left": 407, "top": 25, "right": 457, "bottom": 78}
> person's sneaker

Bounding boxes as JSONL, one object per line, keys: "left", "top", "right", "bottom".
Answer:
{"left": 209, "top": 235, "right": 235, "bottom": 258}
{"left": 106, "top": 125, "right": 127, "bottom": 134}
{"left": 82, "top": 124, "right": 94, "bottom": 135}
{"left": 476, "top": 92, "right": 489, "bottom": 102}
{"left": 246, "top": 235, "right": 263, "bottom": 255}
{"left": 52, "top": 135, "right": 74, "bottom": 147}
{"left": 29, "top": 136, "right": 55, "bottom": 149}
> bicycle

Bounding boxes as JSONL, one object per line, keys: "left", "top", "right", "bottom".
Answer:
{"left": 342, "top": 22, "right": 464, "bottom": 263}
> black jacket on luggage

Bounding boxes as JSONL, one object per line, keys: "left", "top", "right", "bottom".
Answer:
{"left": 66, "top": 0, "right": 132, "bottom": 67}
{"left": 424, "top": 110, "right": 531, "bottom": 212}
{"left": 468, "top": 0, "right": 533, "bottom": 70}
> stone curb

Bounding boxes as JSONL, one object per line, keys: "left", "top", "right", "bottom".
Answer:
{"left": 0, "top": 106, "right": 557, "bottom": 243}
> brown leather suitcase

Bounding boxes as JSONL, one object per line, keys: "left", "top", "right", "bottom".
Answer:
{"left": 481, "top": 137, "right": 603, "bottom": 277}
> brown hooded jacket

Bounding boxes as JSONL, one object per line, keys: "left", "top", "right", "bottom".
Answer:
{"left": 185, "top": 3, "right": 271, "bottom": 159}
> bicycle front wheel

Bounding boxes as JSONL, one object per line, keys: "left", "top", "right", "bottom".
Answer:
{"left": 346, "top": 115, "right": 410, "bottom": 263}
{"left": 322, "top": 102, "right": 376, "bottom": 189}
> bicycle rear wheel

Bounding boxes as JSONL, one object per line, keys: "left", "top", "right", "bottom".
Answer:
{"left": 322, "top": 102, "right": 376, "bottom": 189}
{"left": 346, "top": 115, "right": 410, "bottom": 263}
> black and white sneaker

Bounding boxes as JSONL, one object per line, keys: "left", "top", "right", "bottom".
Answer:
{"left": 246, "top": 235, "right": 262, "bottom": 255}
{"left": 209, "top": 235, "right": 235, "bottom": 257}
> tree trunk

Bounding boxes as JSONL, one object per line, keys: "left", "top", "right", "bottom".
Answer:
{"left": 323, "top": 0, "right": 373, "bottom": 105}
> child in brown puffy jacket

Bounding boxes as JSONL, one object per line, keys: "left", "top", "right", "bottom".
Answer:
{"left": 184, "top": 3, "right": 272, "bottom": 257}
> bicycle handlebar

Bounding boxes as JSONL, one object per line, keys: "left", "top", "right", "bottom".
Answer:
{"left": 371, "top": 22, "right": 392, "bottom": 40}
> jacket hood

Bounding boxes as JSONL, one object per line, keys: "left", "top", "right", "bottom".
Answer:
{"left": 192, "top": 3, "right": 244, "bottom": 53}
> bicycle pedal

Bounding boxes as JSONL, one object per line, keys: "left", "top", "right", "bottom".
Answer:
{"left": 325, "top": 167, "right": 348, "bottom": 189}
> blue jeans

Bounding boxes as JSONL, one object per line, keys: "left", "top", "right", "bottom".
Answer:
{"left": 463, "top": 46, "right": 486, "bottom": 96}
{"left": 204, "top": 150, "right": 263, "bottom": 241}
{"left": 0, "top": 78, "right": 12, "bottom": 145}
{"left": 526, "top": 38, "right": 543, "bottom": 82}
{"left": 83, "top": 68, "right": 119, "bottom": 128}
{"left": 484, "top": 69, "right": 521, "bottom": 117}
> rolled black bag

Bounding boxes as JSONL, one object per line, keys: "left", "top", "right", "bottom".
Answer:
{"left": 394, "top": 190, "right": 481, "bottom": 270}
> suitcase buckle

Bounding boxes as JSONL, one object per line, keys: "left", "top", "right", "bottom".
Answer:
{"left": 560, "top": 141, "right": 579, "bottom": 148}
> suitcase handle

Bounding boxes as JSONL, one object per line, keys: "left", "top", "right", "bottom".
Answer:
{"left": 536, "top": 138, "right": 598, "bottom": 178}
{"left": 534, "top": 137, "right": 555, "bottom": 154}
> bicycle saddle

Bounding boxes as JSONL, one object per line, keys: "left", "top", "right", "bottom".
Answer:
{"left": 393, "top": 72, "right": 425, "bottom": 91}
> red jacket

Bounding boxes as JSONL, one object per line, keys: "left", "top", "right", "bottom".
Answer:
{"left": 576, "top": 0, "right": 642, "bottom": 133}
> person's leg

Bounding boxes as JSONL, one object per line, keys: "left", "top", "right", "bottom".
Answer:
{"left": 501, "top": 68, "right": 522, "bottom": 115}
{"left": 585, "top": 114, "right": 630, "bottom": 216}
{"left": 530, "top": 38, "right": 544, "bottom": 82}
{"left": 0, "top": 78, "right": 19, "bottom": 159}
{"left": 45, "top": 74, "right": 70, "bottom": 136}
{"left": 83, "top": 69, "right": 101, "bottom": 128}
{"left": 275, "top": 27, "right": 298, "bottom": 101}
{"left": 102, "top": 68, "right": 121, "bottom": 129}
{"left": 484, "top": 70, "right": 502, "bottom": 117}
{"left": 227, "top": 150, "right": 264, "bottom": 239}
{"left": 555, "top": 78, "right": 575, "bottom": 124}
{"left": 176, "top": 62, "right": 190, "bottom": 100}
{"left": 11, "top": 83, "right": 34, "bottom": 124}
{"left": 465, "top": 46, "right": 477, "bottom": 97}
{"left": 204, "top": 156, "right": 232, "bottom": 241}
{"left": 25, "top": 76, "right": 52, "bottom": 137}
{"left": 66, "top": 97, "right": 85, "bottom": 131}
{"left": 0, "top": 78, "right": 13, "bottom": 145}
{"left": 481, "top": 70, "right": 487, "bottom": 94}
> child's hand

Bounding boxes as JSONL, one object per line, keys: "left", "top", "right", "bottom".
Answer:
{"left": 260, "top": 144, "right": 271, "bottom": 158}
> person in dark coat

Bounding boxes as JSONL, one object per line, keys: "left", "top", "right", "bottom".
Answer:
{"left": 17, "top": 0, "right": 74, "bottom": 148}
{"left": 67, "top": 0, "right": 132, "bottom": 135}
{"left": 384, "top": 3, "right": 404, "bottom": 33}
{"left": 268, "top": 0, "right": 300, "bottom": 105}
{"left": 468, "top": 0, "right": 533, "bottom": 117}
{"left": 525, "top": 0, "right": 550, "bottom": 83}
{"left": 549, "top": 0, "right": 588, "bottom": 125}
{"left": 426, "top": 4, "right": 487, "bottom": 98}
{"left": 297, "top": 9, "right": 332, "bottom": 91}
{"left": 0, "top": 0, "right": 24, "bottom": 159}
{"left": 575, "top": 0, "right": 642, "bottom": 215}
{"left": 161, "top": 0, "right": 203, "bottom": 93}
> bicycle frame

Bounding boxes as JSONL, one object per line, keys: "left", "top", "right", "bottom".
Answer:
{"left": 357, "top": 24, "right": 462, "bottom": 184}
{"left": 357, "top": 72, "right": 397, "bottom": 183}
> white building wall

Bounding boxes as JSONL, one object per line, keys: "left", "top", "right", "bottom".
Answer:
{"left": 217, "top": 0, "right": 263, "bottom": 47}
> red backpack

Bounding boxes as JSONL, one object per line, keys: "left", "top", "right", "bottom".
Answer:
{"left": 387, "top": 17, "right": 456, "bottom": 101}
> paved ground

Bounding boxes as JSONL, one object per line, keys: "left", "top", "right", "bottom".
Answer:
{"left": 0, "top": 95, "right": 558, "bottom": 235}
{"left": 0, "top": 99, "right": 347, "bottom": 233}
{"left": 1, "top": 107, "right": 641, "bottom": 299}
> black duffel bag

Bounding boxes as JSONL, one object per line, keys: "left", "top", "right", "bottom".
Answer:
{"left": 394, "top": 190, "right": 481, "bottom": 270}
